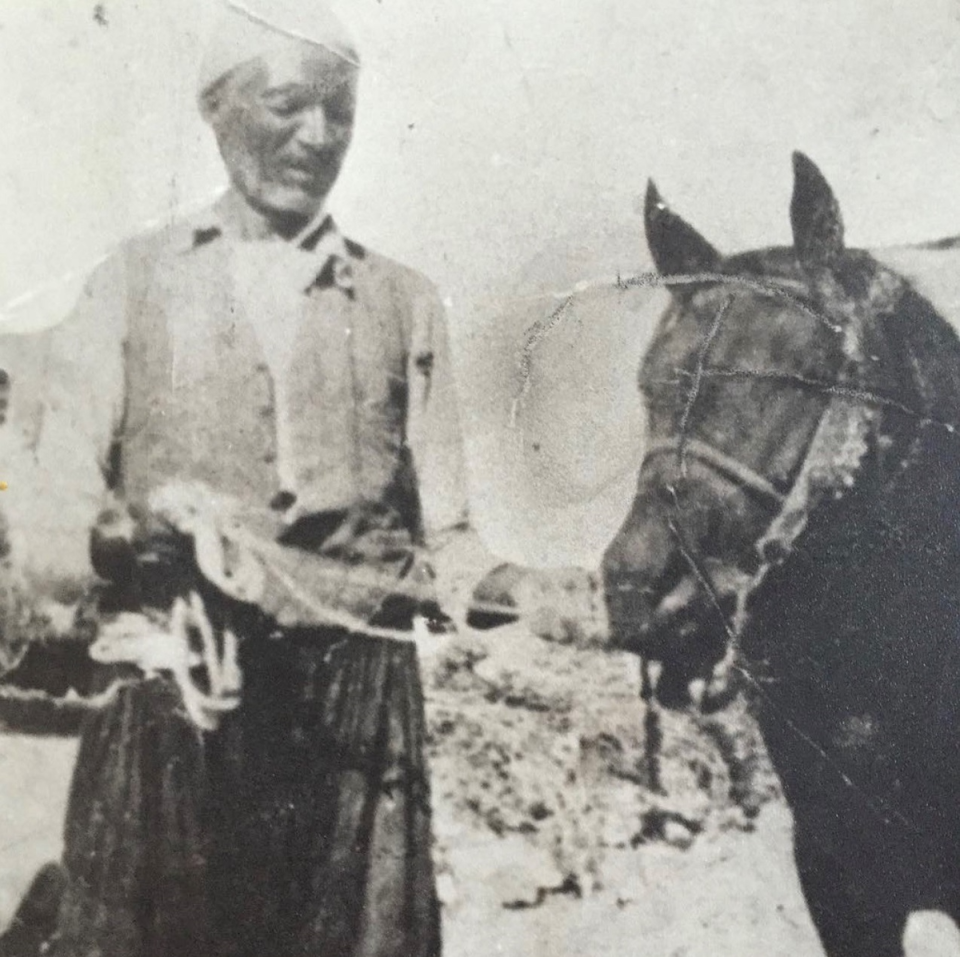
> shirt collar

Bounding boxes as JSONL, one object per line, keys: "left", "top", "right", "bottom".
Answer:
{"left": 185, "top": 193, "right": 359, "bottom": 294}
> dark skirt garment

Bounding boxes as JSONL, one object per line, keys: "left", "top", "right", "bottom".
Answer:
{"left": 45, "top": 628, "right": 441, "bottom": 957}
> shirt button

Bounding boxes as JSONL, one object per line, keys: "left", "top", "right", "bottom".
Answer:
{"left": 260, "top": 405, "right": 274, "bottom": 418}
{"left": 263, "top": 451, "right": 277, "bottom": 464}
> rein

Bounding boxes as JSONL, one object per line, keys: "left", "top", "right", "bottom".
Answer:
{"left": 642, "top": 437, "right": 787, "bottom": 508}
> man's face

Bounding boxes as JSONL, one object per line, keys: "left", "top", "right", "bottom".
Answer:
{"left": 207, "top": 42, "right": 358, "bottom": 231}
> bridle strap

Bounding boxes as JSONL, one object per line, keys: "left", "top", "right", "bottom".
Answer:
{"left": 643, "top": 437, "right": 787, "bottom": 507}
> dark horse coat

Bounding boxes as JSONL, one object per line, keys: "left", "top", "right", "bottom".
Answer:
{"left": 746, "top": 272, "right": 960, "bottom": 955}
{"left": 604, "top": 153, "right": 960, "bottom": 957}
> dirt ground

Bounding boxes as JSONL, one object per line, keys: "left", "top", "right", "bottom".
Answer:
{"left": 2, "top": 617, "right": 960, "bottom": 956}
{"left": 419, "top": 621, "right": 826, "bottom": 957}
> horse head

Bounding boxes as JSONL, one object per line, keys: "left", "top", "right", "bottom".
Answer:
{"left": 603, "top": 153, "right": 921, "bottom": 709}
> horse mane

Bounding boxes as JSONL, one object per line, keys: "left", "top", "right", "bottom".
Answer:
{"left": 719, "top": 244, "right": 960, "bottom": 425}
{"left": 888, "top": 282, "right": 960, "bottom": 424}
{"left": 711, "top": 244, "right": 960, "bottom": 629}
{"left": 734, "top": 245, "right": 960, "bottom": 735}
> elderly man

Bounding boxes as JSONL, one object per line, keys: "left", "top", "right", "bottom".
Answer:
{"left": 0, "top": 3, "right": 495, "bottom": 955}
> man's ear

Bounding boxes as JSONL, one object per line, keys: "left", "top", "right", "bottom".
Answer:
{"left": 198, "top": 91, "right": 218, "bottom": 126}
{"left": 197, "top": 76, "right": 230, "bottom": 125}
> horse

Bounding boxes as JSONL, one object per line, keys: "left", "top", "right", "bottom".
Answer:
{"left": 603, "top": 152, "right": 960, "bottom": 957}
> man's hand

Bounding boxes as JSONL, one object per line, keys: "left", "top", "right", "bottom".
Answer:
{"left": 467, "top": 562, "right": 524, "bottom": 629}
{"left": 90, "top": 595, "right": 241, "bottom": 732}
{"left": 469, "top": 563, "right": 608, "bottom": 646}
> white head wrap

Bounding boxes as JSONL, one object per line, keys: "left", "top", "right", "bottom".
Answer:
{"left": 199, "top": 0, "right": 360, "bottom": 94}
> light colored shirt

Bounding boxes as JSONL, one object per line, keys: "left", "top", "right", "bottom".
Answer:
{"left": 0, "top": 195, "right": 491, "bottom": 624}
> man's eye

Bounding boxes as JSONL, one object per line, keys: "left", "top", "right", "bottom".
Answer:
{"left": 263, "top": 99, "right": 301, "bottom": 118}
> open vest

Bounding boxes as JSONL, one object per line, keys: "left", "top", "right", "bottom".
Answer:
{"left": 118, "top": 225, "right": 424, "bottom": 539}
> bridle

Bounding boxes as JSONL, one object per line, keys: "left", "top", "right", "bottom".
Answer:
{"left": 633, "top": 302, "right": 884, "bottom": 640}
{"left": 633, "top": 399, "right": 838, "bottom": 717}
{"left": 629, "top": 258, "right": 929, "bottom": 651}
{"left": 642, "top": 436, "right": 787, "bottom": 510}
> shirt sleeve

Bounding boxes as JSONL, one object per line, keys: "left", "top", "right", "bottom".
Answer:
{"left": 406, "top": 280, "right": 469, "bottom": 537}
{"left": 405, "top": 281, "right": 499, "bottom": 624}
{"left": 0, "top": 252, "right": 127, "bottom": 595}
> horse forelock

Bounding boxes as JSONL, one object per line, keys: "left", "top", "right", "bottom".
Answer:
{"left": 725, "top": 246, "right": 903, "bottom": 328}
{"left": 888, "top": 283, "right": 960, "bottom": 422}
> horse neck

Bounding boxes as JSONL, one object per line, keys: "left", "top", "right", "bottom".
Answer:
{"left": 743, "top": 283, "right": 960, "bottom": 698}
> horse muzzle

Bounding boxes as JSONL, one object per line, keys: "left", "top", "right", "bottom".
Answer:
{"left": 643, "top": 643, "right": 739, "bottom": 712}
{"left": 606, "top": 571, "right": 739, "bottom": 711}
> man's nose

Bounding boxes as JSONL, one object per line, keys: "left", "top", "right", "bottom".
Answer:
{"left": 295, "top": 107, "right": 333, "bottom": 150}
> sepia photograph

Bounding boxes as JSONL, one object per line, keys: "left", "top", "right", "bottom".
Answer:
{"left": 1, "top": 0, "right": 960, "bottom": 954}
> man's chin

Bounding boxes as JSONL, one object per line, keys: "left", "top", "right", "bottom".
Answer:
{"left": 251, "top": 188, "right": 330, "bottom": 231}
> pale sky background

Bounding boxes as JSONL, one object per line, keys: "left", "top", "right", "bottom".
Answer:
{"left": 1, "top": 0, "right": 959, "bottom": 567}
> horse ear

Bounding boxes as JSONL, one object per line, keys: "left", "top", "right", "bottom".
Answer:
{"left": 644, "top": 180, "right": 721, "bottom": 282}
{"left": 790, "top": 152, "right": 844, "bottom": 269}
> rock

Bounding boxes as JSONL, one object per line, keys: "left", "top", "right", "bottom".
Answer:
{"left": 436, "top": 872, "right": 459, "bottom": 909}
{"left": 662, "top": 819, "right": 696, "bottom": 850}
{"left": 444, "top": 835, "right": 567, "bottom": 908}
{"left": 614, "top": 873, "right": 648, "bottom": 909}
{"left": 601, "top": 782, "right": 643, "bottom": 849}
